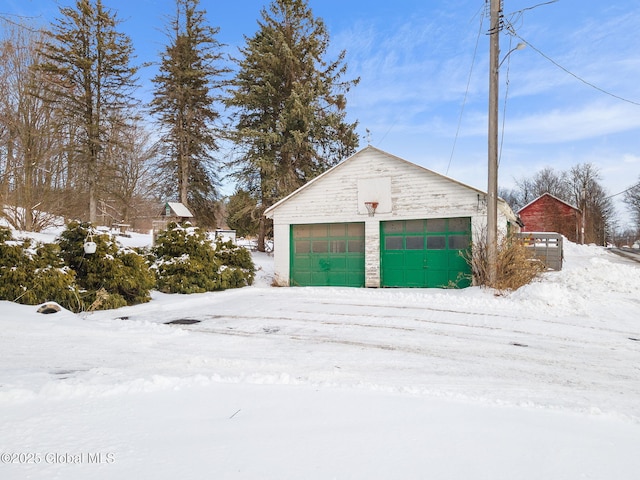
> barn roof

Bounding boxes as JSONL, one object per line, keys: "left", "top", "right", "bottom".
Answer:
{"left": 517, "top": 192, "right": 581, "bottom": 214}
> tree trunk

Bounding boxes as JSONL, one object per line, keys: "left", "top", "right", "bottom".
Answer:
{"left": 89, "top": 180, "right": 97, "bottom": 224}
{"left": 257, "top": 215, "right": 266, "bottom": 252}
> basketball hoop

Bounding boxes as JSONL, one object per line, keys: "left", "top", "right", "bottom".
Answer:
{"left": 364, "top": 201, "right": 378, "bottom": 217}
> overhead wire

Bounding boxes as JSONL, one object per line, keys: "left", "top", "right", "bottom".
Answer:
{"left": 607, "top": 183, "right": 640, "bottom": 199}
{"left": 510, "top": 31, "right": 640, "bottom": 107}
{"left": 498, "top": 35, "right": 515, "bottom": 168}
{"left": 446, "top": 4, "right": 486, "bottom": 175}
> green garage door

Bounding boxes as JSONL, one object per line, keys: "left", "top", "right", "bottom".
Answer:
{"left": 290, "top": 223, "right": 365, "bottom": 287}
{"left": 381, "top": 218, "right": 472, "bottom": 288}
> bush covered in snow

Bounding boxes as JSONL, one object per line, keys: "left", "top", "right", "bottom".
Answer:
{"left": 0, "top": 221, "right": 255, "bottom": 311}
{"left": 152, "top": 222, "right": 255, "bottom": 294}
{"left": 0, "top": 226, "right": 80, "bottom": 310}
{"left": 215, "top": 239, "right": 256, "bottom": 289}
{"left": 57, "top": 222, "right": 155, "bottom": 310}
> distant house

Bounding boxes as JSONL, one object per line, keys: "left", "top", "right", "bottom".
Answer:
{"left": 264, "top": 146, "right": 520, "bottom": 288}
{"left": 518, "top": 193, "right": 581, "bottom": 243}
{"left": 162, "top": 202, "right": 194, "bottom": 223}
{"left": 152, "top": 202, "right": 195, "bottom": 244}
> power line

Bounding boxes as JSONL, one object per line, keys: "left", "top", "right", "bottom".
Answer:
{"left": 446, "top": 4, "right": 486, "bottom": 175}
{"left": 512, "top": 33, "right": 640, "bottom": 107}
{"left": 607, "top": 183, "right": 640, "bottom": 200}
{"left": 498, "top": 36, "right": 517, "bottom": 168}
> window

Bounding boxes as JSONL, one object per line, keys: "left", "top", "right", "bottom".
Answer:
{"left": 449, "top": 218, "right": 470, "bottom": 232}
{"left": 293, "top": 225, "right": 312, "bottom": 238}
{"left": 405, "top": 220, "right": 424, "bottom": 233}
{"left": 385, "top": 237, "right": 403, "bottom": 250}
{"left": 295, "top": 241, "right": 311, "bottom": 253}
{"left": 383, "top": 221, "right": 404, "bottom": 233}
{"left": 406, "top": 236, "right": 424, "bottom": 250}
{"left": 426, "top": 236, "right": 446, "bottom": 249}
{"left": 311, "top": 224, "right": 328, "bottom": 236}
{"left": 312, "top": 241, "right": 328, "bottom": 253}
{"left": 449, "top": 235, "right": 470, "bottom": 250}
{"left": 426, "top": 219, "right": 446, "bottom": 233}
{"left": 329, "top": 223, "right": 346, "bottom": 236}
{"left": 331, "top": 240, "right": 346, "bottom": 253}
{"left": 347, "top": 223, "right": 364, "bottom": 236}
{"left": 348, "top": 239, "right": 364, "bottom": 253}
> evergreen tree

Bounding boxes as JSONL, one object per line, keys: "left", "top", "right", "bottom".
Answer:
{"left": 226, "top": 0, "right": 359, "bottom": 250}
{"left": 150, "top": 0, "right": 227, "bottom": 227}
{"left": 36, "top": 0, "right": 140, "bottom": 223}
{"left": 226, "top": 188, "right": 260, "bottom": 238}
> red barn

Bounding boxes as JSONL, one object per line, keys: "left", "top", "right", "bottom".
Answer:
{"left": 518, "top": 193, "right": 582, "bottom": 243}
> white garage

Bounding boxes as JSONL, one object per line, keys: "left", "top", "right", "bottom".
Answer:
{"left": 264, "top": 146, "right": 518, "bottom": 288}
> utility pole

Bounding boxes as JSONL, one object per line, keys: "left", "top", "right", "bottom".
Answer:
{"left": 487, "top": 0, "right": 500, "bottom": 286}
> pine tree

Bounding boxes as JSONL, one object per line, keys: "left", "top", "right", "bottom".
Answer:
{"left": 226, "top": 188, "right": 260, "bottom": 238}
{"left": 36, "top": 0, "right": 140, "bottom": 224}
{"left": 226, "top": 0, "right": 360, "bottom": 250}
{"left": 150, "top": 0, "right": 227, "bottom": 227}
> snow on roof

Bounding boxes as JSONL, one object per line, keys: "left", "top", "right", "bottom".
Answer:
{"left": 165, "top": 202, "right": 193, "bottom": 218}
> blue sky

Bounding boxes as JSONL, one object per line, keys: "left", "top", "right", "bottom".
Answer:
{"left": 4, "top": 0, "right": 640, "bottom": 227}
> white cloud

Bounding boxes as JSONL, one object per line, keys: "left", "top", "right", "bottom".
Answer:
{"left": 505, "top": 102, "right": 640, "bottom": 144}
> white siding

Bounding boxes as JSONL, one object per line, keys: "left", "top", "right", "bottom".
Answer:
{"left": 364, "top": 220, "right": 380, "bottom": 287}
{"left": 267, "top": 146, "right": 515, "bottom": 286}
{"left": 272, "top": 222, "right": 290, "bottom": 286}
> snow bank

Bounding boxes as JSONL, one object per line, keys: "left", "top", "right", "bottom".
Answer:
{"left": 1, "top": 237, "right": 639, "bottom": 479}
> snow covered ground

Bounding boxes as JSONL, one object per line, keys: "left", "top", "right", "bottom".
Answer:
{"left": 1, "top": 230, "right": 639, "bottom": 479}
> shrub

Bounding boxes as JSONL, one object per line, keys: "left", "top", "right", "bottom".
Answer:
{"left": 153, "top": 222, "right": 221, "bottom": 294}
{"left": 215, "top": 239, "right": 255, "bottom": 288}
{"left": 57, "top": 222, "right": 155, "bottom": 309}
{"left": 0, "top": 227, "right": 80, "bottom": 310}
{"left": 152, "top": 222, "right": 255, "bottom": 293}
{"left": 467, "top": 233, "right": 545, "bottom": 291}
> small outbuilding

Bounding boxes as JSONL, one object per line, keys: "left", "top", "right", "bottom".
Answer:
{"left": 152, "top": 202, "right": 195, "bottom": 244}
{"left": 264, "top": 146, "right": 519, "bottom": 288}
{"left": 162, "top": 202, "right": 194, "bottom": 223}
{"left": 518, "top": 193, "right": 582, "bottom": 243}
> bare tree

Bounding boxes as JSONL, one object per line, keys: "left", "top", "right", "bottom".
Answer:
{"left": 569, "top": 163, "right": 615, "bottom": 245}
{"left": 514, "top": 167, "right": 571, "bottom": 209}
{"left": 100, "top": 122, "right": 162, "bottom": 228}
{"left": 623, "top": 177, "right": 640, "bottom": 233}
{"left": 0, "top": 19, "right": 64, "bottom": 231}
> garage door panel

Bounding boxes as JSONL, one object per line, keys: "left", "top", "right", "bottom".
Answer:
{"left": 404, "top": 269, "right": 426, "bottom": 287}
{"left": 381, "top": 218, "right": 471, "bottom": 288}
{"left": 383, "top": 269, "right": 406, "bottom": 287}
{"left": 291, "top": 223, "right": 365, "bottom": 287}
{"left": 428, "top": 270, "right": 450, "bottom": 288}
{"left": 448, "top": 251, "right": 468, "bottom": 270}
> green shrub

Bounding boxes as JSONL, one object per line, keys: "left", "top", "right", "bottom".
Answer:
{"left": 152, "top": 223, "right": 255, "bottom": 293}
{"left": 215, "top": 239, "right": 255, "bottom": 288}
{"left": 153, "top": 222, "right": 220, "bottom": 293}
{"left": 0, "top": 228, "right": 80, "bottom": 310}
{"left": 57, "top": 222, "right": 155, "bottom": 309}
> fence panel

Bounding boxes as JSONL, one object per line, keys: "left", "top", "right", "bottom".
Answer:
{"left": 516, "top": 232, "right": 563, "bottom": 270}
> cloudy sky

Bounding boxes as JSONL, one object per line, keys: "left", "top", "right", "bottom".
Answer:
{"left": 4, "top": 0, "right": 640, "bottom": 226}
